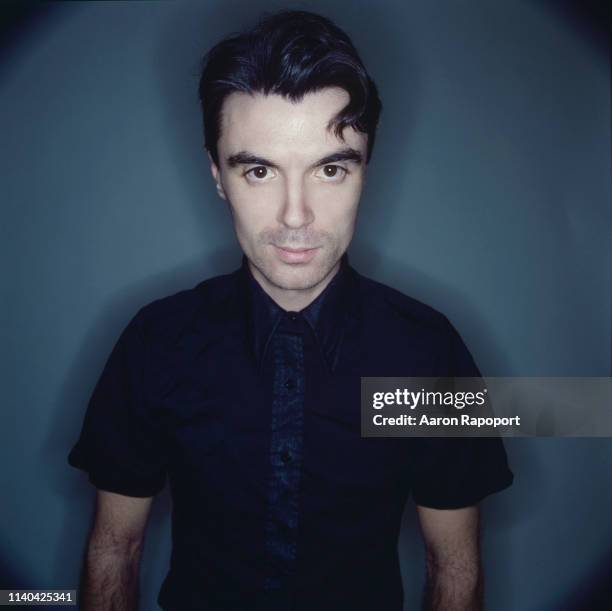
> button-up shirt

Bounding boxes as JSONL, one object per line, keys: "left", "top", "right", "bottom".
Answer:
{"left": 68, "top": 253, "right": 513, "bottom": 611}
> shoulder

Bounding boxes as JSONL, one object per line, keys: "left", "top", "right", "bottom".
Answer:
{"left": 352, "top": 269, "right": 480, "bottom": 375}
{"left": 353, "top": 270, "right": 453, "bottom": 336}
{"left": 129, "top": 269, "right": 241, "bottom": 345}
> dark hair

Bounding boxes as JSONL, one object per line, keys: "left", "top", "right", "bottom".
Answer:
{"left": 198, "top": 10, "right": 382, "bottom": 165}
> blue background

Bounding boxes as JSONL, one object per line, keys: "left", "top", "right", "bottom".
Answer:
{"left": 1, "top": 1, "right": 610, "bottom": 609}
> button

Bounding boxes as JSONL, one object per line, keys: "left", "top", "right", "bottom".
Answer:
{"left": 284, "top": 379, "right": 295, "bottom": 391}
{"left": 280, "top": 450, "right": 292, "bottom": 464}
{"left": 288, "top": 312, "right": 298, "bottom": 322}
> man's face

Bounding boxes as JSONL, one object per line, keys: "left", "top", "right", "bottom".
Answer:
{"left": 209, "top": 87, "right": 368, "bottom": 301}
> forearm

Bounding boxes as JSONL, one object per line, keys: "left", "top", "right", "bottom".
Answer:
{"left": 80, "top": 539, "right": 142, "bottom": 611}
{"left": 422, "top": 556, "right": 483, "bottom": 611}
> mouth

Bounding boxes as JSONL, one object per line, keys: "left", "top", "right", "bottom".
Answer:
{"left": 272, "top": 244, "right": 321, "bottom": 264}
{"left": 275, "top": 246, "right": 319, "bottom": 253}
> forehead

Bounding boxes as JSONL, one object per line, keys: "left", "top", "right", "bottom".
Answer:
{"left": 218, "top": 87, "right": 367, "bottom": 161}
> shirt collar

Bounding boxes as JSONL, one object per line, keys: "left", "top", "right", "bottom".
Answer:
{"left": 238, "top": 252, "right": 360, "bottom": 373}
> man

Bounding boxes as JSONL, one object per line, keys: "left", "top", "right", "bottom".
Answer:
{"left": 68, "top": 9, "right": 513, "bottom": 611}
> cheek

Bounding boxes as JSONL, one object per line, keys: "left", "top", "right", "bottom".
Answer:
{"left": 226, "top": 185, "right": 276, "bottom": 231}
{"left": 315, "top": 182, "right": 362, "bottom": 226}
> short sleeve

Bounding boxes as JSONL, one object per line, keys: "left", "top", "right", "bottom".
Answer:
{"left": 408, "top": 316, "right": 514, "bottom": 509}
{"left": 67, "top": 309, "right": 168, "bottom": 497}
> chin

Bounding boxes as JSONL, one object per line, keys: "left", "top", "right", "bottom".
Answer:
{"left": 255, "top": 253, "right": 337, "bottom": 292}
{"left": 244, "top": 238, "right": 344, "bottom": 292}
{"left": 268, "top": 264, "right": 327, "bottom": 291}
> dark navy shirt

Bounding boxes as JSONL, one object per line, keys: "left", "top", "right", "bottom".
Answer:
{"left": 68, "top": 253, "right": 513, "bottom": 611}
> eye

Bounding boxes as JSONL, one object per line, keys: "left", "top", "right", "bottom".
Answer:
{"left": 315, "top": 164, "right": 349, "bottom": 181}
{"left": 245, "top": 166, "right": 275, "bottom": 182}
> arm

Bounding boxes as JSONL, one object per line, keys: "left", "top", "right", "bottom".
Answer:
{"left": 416, "top": 504, "right": 482, "bottom": 611}
{"left": 80, "top": 490, "right": 154, "bottom": 611}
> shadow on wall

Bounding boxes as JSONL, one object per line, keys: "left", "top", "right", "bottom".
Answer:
{"left": 541, "top": 0, "right": 611, "bottom": 58}
{"left": 0, "top": 4, "right": 68, "bottom": 82}
{"left": 562, "top": 544, "right": 612, "bottom": 611}
{"left": 0, "top": 536, "right": 29, "bottom": 589}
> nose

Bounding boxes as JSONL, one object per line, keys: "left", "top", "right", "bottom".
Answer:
{"left": 277, "top": 175, "right": 314, "bottom": 229}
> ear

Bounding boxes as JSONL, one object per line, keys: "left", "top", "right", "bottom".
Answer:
{"left": 207, "top": 150, "right": 227, "bottom": 201}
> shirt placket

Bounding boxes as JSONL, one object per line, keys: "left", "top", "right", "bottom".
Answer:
{"left": 263, "top": 312, "right": 305, "bottom": 592}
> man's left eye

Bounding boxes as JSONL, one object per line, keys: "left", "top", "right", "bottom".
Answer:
{"left": 316, "top": 165, "right": 348, "bottom": 180}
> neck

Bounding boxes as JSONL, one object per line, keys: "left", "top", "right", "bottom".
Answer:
{"left": 249, "top": 260, "right": 340, "bottom": 312}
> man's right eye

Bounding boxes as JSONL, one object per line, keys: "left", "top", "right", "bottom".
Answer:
{"left": 245, "top": 166, "right": 274, "bottom": 181}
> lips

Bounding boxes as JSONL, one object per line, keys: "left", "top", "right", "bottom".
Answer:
{"left": 272, "top": 244, "right": 320, "bottom": 264}
{"left": 275, "top": 246, "right": 317, "bottom": 253}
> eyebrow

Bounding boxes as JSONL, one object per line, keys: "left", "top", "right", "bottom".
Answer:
{"left": 226, "top": 147, "right": 363, "bottom": 169}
